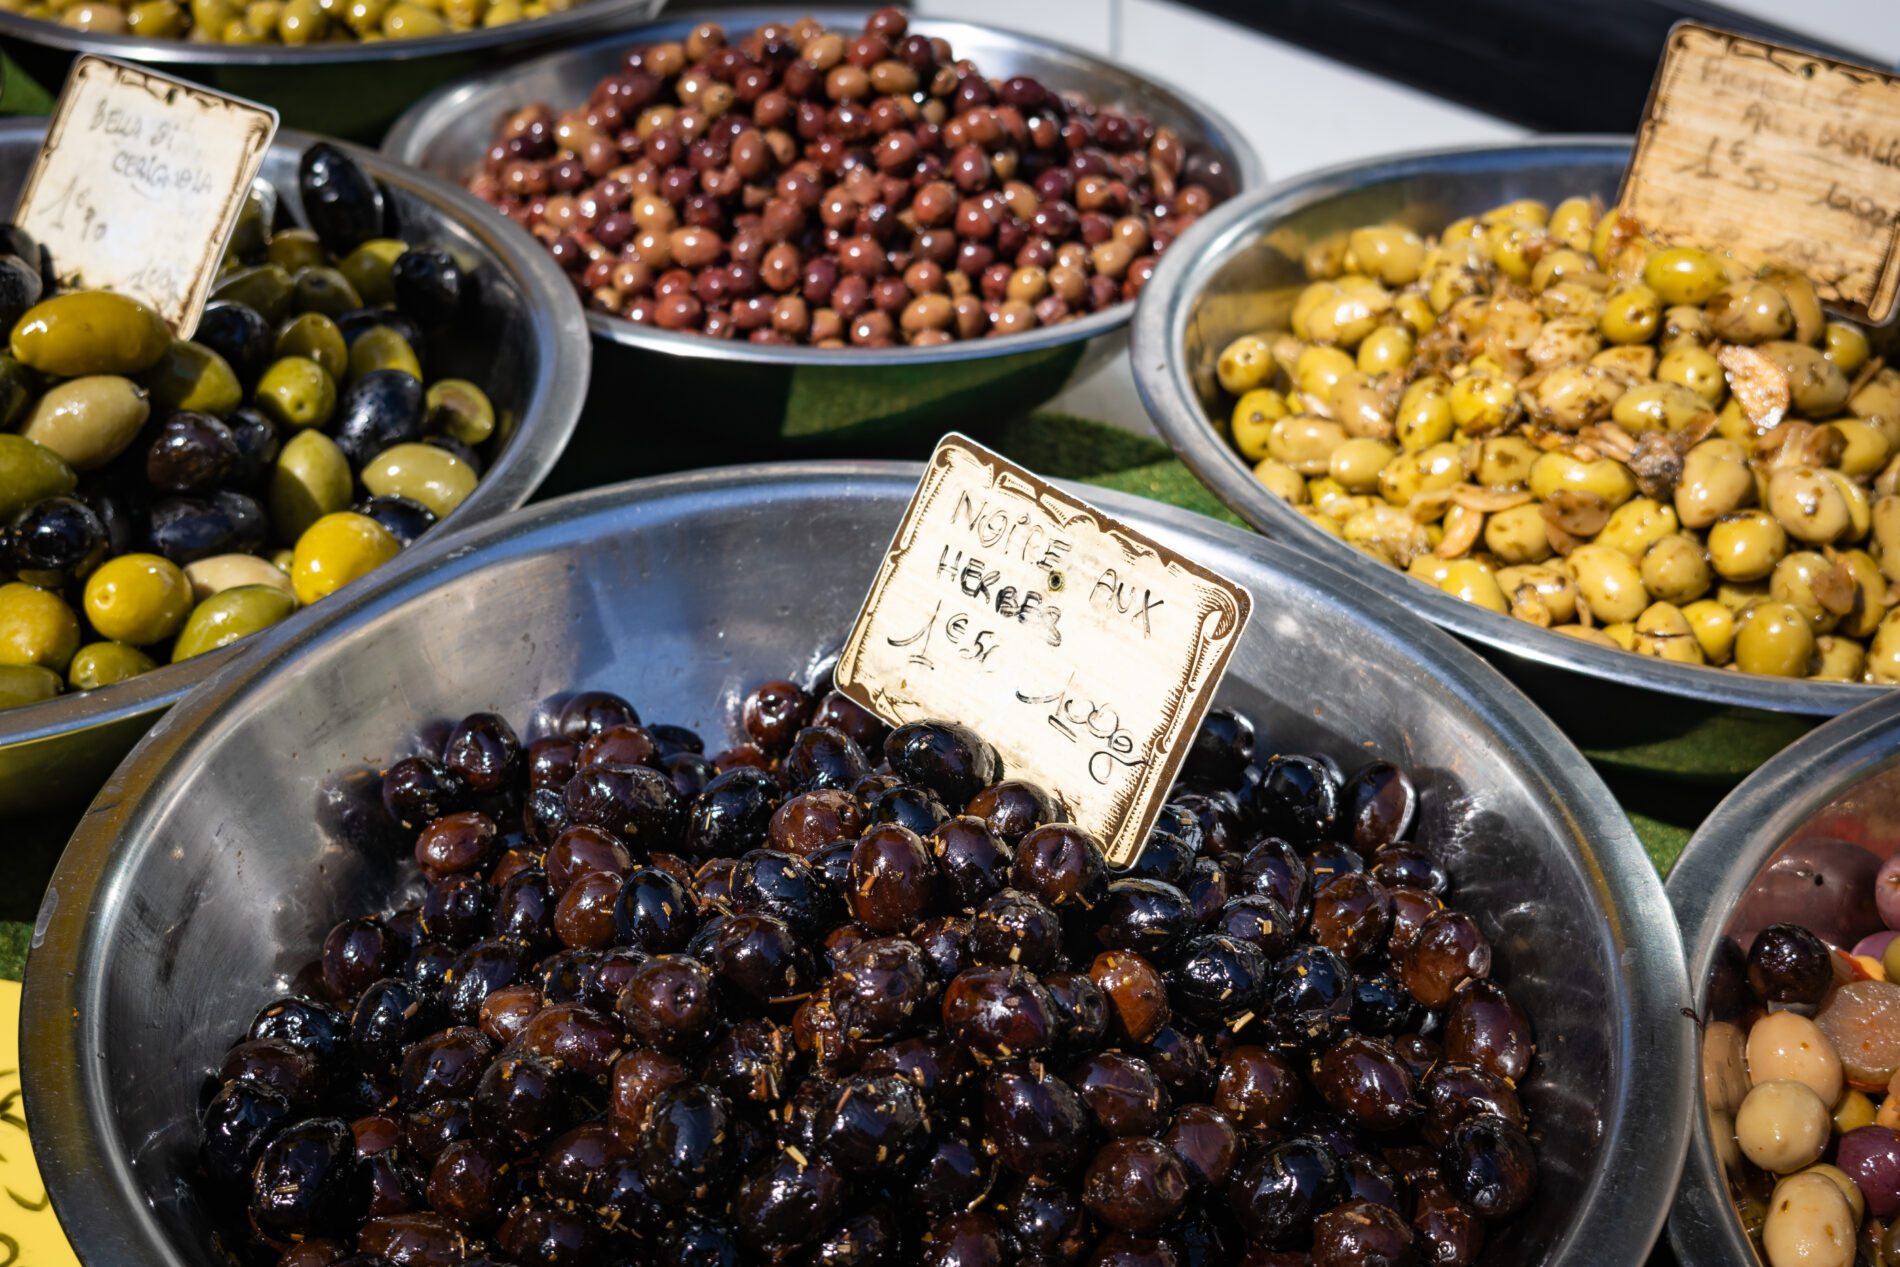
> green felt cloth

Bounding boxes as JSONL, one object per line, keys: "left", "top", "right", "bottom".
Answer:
{"left": 0, "top": 50, "right": 53, "bottom": 117}
{"left": 1, "top": 922, "right": 25, "bottom": 982}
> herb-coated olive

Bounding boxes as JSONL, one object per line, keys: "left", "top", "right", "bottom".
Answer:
{"left": 816, "top": 1070, "right": 928, "bottom": 1172}
{"left": 970, "top": 887, "right": 1064, "bottom": 972}
{"left": 1313, "top": 1034, "right": 1417, "bottom": 1131}
{"left": 633, "top": 1080, "right": 734, "bottom": 1203}
{"left": 248, "top": 995, "right": 350, "bottom": 1062}
{"left": 931, "top": 815, "right": 1014, "bottom": 910}
{"left": 146, "top": 411, "right": 239, "bottom": 493}
{"left": 1093, "top": 949, "right": 1172, "bottom": 1045}
{"left": 1747, "top": 922, "right": 1833, "bottom": 1007}
{"left": 1270, "top": 944, "right": 1356, "bottom": 1050}
{"left": 332, "top": 368, "right": 425, "bottom": 468}
{"left": 351, "top": 977, "right": 432, "bottom": 1075}
{"left": 1249, "top": 754, "right": 1341, "bottom": 843}
{"left": 1182, "top": 707, "right": 1254, "bottom": 785}
{"left": 707, "top": 911, "right": 814, "bottom": 1007}
{"left": 1228, "top": 1137, "right": 1345, "bottom": 1247}
{"left": 867, "top": 781, "right": 950, "bottom": 835}
{"left": 392, "top": 247, "right": 467, "bottom": 328}
{"left": 1238, "top": 836, "right": 1311, "bottom": 920}
{"left": 353, "top": 494, "right": 436, "bottom": 547}
{"left": 1439, "top": 1113, "right": 1537, "bottom": 1218}
{"left": 782, "top": 723, "right": 871, "bottom": 792}
{"left": 966, "top": 778, "right": 1054, "bottom": 845}
{"left": 731, "top": 1148, "right": 848, "bottom": 1252}
{"left": 984, "top": 1063, "right": 1090, "bottom": 1182}
{"left": 301, "top": 142, "right": 387, "bottom": 255}
{"left": 742, "top": 678, "right": 813, "bottom": 752}
{"left": 195, "top": 301, "right": 274, "bottom": 386}
{"left": 200, "top": 1076, "right": 292, "bottom": 1188}
{"left": 1215, "top": 1044, "right": 1301, "bottom": 1131}
{"left": 849, "top": 823, "right": 937, "bottom": 931}
{"left": 688, "top": 766, "right": 781, "bottom": 856}
{"left": 1443, "top": 980, "right": 1535, "bottom": 1082}
{"left": 885, "top": 719, "right": 995, "bottom": 807}
{"left": 1215, "top": 893, "right": 1297, "bottom": 959}
{"left": 1072, "top": 1050, "right": 1170, "bottom": 1138}
{"left": 1095, "top": 878, "right": 1193, "bottom": 961}
{"left": 249, "top": 1117, "right": 365, "bottom": 1240}
{"left": 1401, "top": 910, "right": 1491, "bottom": 1009}
{"left": 1169, "top": 932, "right": 1269, "bottom": 1023}
{"left": 730, "top": 848, "right": 836, "bottom": 938}
{"left": 943, "top": 964, "right": 1057, "bottom": 1062}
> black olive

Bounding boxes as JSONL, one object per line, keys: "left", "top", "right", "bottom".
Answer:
{"left": 147, "top": 411, "right": 239, "bottom": 493}
{"left": 983, "top": 1064, "right": 1090, "bottom": 1182}
{"left": 686, "top": 766, "right": 781, "bottom": 857}
{"left": 77, "top": 488, "right": 133, "bottom": 557}
{"left": 145, "top": 492, "right": 261, "bottom": 564}
{"left": 1746, "top": 922, "right": 1833, "bottom": 1007}
{"left": 705, "top": 911, "right": 813, "bottom": 1008}
{"left": 634, "top": 1081, "right": 733, "bottom": 1204}
{"left": 1227, "top": 1137, "right": 1343, "bottom": 1248}
{"left": 663, "top": 751, "right": 716, "bottom": 798}
{"left": 815, "top": 1071, "right": 928, "bottom": 1173}
{"left": 1440, "top": 1112, "right": 1537, "bottom": 1218}
{"left": 224, "top": 405, "right": 281, "bottom": 488}
{"left": 405, "top": 941, "right": 458, "bottom": 1006}
{"left": 444, "top": 711, "right": 521, "bottom": 791}
{"left": 884, "top": 720, "right": 995, "bottom": 808}
{"left": 1246, "top": 755, "right": 1341, "bottom": 844}
{"left": 969, "top": 888, "right": 1063, "bottom": 973}
{"left": 1169, "top": 933, "right": 1268, "bottom": 1024}
{"left": 564, "top": 761, "right": 686, "bottom": 847}
{"left": 474, "top": 1050, "right": 573, "bottom": 1147}
{"left": 7, "top": 496, "right": 106, "bottom": 585}
{"left": 199, "top": 1076, "right": 292, "bottom": 1188}
{"left": 0, "top": 225, "right": 50, "bottom": 292}
{"left": 426, "top": 434, "right": 484, "bottom": 476}
{"left": 1094, "top": 878, "right": 1193, "bottom": 961}
{"left": 0, "top": 252, "right": 42, "bottom": 332}
{"left": 399, "top": 1026, "right": 496, "bottom": 1109}
{"left": 651, "top": 723, "right": 705, "bottom": 756}
{"left": 1269, "top": 945, "right": 1356, "bottom": 1051}
{"left": 659, "top": 1215, "right": 744, "bottom": 1267}
{"left": 1342, "top": 760, "right": 1417, "bottom": 851}
{"left": 866, "top": 781, "right": 949, "bottom": 835}
{"left": 194, "top": 302, "right": 274, "bottom": 388}
{"left": 332, "top": 369, "right": 425, "bottom": 468}
{"left": 354, "top": 494, "right": 437, "bottom": 547}
{"left": 1237, "top": 836, "right": 1310, "bottom": 922}
{"left": 1182, "top": 707, "right": 1253, "bottom": 786}
{"left": 1350, "top": 973, "right": 1418, "bottom": 1037}
{"left": 420, "top": 874, "right": 494, "bottom": 948}
{"left": 391, "top": 246, "right": 467, "bottom": 328}
{"left": 830, "top": 936, "right": 932, "bottom": 1038}
{"left": 781, "top": 724, "right": 871, "bottom": 792}
{"left": 249, "top": 1117, "right": 366, "bottom": 1240}
{"left": 729, "top": 848, "right": 837, "bottom": 939}
{"left": 248, "top": 996, "right": 350, "bottom": 1063}
{"left": 1119, "top": 827, "right": 1193, "bottom": 886}
{"left": 336, "top": 307, "right": 425, "bottom": 350}
{"left": 441, "top": 938, "right": 529, "bottom": 1025}
{"left": 300, "top": 142, "right": 387, "bottom": 255}
{"left": 613, "top": 866, "right": 700, "bottom": 953}
{"left": 351, "top": 977, "right": 433, "bottom": 1075}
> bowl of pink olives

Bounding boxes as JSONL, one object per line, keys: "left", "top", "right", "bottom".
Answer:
{"left": 381, "top": 8, "right": 1261, "bottom": 482}
{"left": 1670, "top": 691, "right": 1900, "bottom": 1266}
{"left": 22, "top": 461, "right": 1687, "bottom": 1266}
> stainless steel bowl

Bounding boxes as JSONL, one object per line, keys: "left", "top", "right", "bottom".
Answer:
{"left": 21, "top": 462, "right": 1689, "bottom": 1267}
{"left": 0, "top": 0, "right": 666, "bottom": 139}
{"left": 383, "top": 8, "right": 1261, "bottom": 486}
{"left": 0, "top": 117, "right": 589, "bottom": 817}
{"left": 1133, "top": 138, "right": 1885, "bottom": 779}
{"left": 1666, "top": 691, "right": 1900, "bottom": 1264}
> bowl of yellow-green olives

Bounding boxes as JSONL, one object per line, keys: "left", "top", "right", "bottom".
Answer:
{"left": 0, "top": 0, "right": 666, "bottom": 140}
{"left": 1134, "top": 138, "right": 1900, "bottom": 779}
{"left": 0, "top": 118, "right": 588, "bottom": 815}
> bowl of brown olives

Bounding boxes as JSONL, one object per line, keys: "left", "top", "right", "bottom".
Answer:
{"left": 0, "top": 0, "right": 668, "bottom": 140}
{"left": 22, "top": 461, "right": 1688, "bottom": 1266}
{"left": 381, "top": 8, "right": 1259, "bottom": 485}
{"left": 1667, "top": 690, "right": 1900, "bottom": 1266}
{"left": 1133, "top": 138, "right": 1900, "bottom": 778}
{"left": 0, "top": 119, "right": 588, "bottom": 815}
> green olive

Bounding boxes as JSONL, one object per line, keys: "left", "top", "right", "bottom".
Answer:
{"left": 68, "top": 641, "right": 157, "bottom": 689}
{"left": 1293, "top": 345, "right": 1357, "bottom": 404}
{"left": 0, "top": 353, "right": 41, "bottom": 429}
{"left": 1347, "top": 226, "right": 1426, "bottom": 287}
{"left": 1836, "top": 549, "right": 1889, "bottom": 639}
{"left": 255, "top": 356, "right": 337, "bottom": 429}
{"left": 1824, "top": 321, "right": 1871, "bottom": 377}
{"left": 348, "top": 325, "right": 424, "bottom": 381}
{"left": 0, "top": 581, "right": 81, "bottom": 672}
{"left": 292, "top": 266, "right": 363, "bottom": 318}
{"left": 275, "top": 313, "right": 349, "bottom": 381}
{"left": 1708, "top": 510, "right": 1790, "bottom": 582}
{"left": 1252, "top": 458, "right": 1305, "bottom": 503}
{"left": 1633, "top": 600, "right": 1706, "bottom": 663}
{"left": 1599, "top": 284, "right": 1662, "bottom": 344}
{"left": 382, "top": 1, "right": 447, "bottom": 35}
{"left": 1683, "top": 599, "right": 1737, "bottom": 664}
{"left": 1640, "top": 532, "right": 1713, "bottom": 605}
{"left": 1759, "top": 341, "right": 1851, "bottom": 419}
{"left": 1231, "top": 389, "right": 1287, "bottom": 461}
{"left": 1870, "top": 611, "right": 1900, "bottom": 684}
{"left": 1356, "top": 324, "right": 1414, "bottom": 375}
{"left": 338, "top": 240, "right": 409, "bottom": 307}
{"left": 1611, "top": 381, "right": 1711, "bottom": 433}
{"left": 1812, "top": 635, "right": 1866, "bottom": 681}
{"left": 1394, "top": 378, "right": 1453, "bottom": 451}
{"left": 1495, "top": 563, "right": 1578, "bottom": 623}
{"left": 1829, "top": 420, "right": 1893, "bottom": 479}
{"left": 1734, "top": 601, "right": 1817, "bottom": 676}
{"left": 1532, "top": 364, "right": 1623, "bottom": 429}
{"left": 1760, "top": 265, "right": 1826, "bottom": 345}
{"left": 1528, "top": 451, "right": 1636, "bottom": 507}
{"left": 1657, "top": 346, "right": 1727, "bottom": 405}
{"left": 0, "top": 663, "right": 62, "bottom": 709}
{"left": 360, "top": 442, "right": 479, "bottom": 517}
{"left": 266, "top": 228, "right": 328, "bottom": 275}
{"left": 1659, "top": 304, "right": 1713, "bottom": 352}
{"left": 1483, "top": 502, "right": 1552, "bottom": 565}
{"left": 142, "top": 339, "right": 243, "bottom": 415}
{"left": 271, "top": 430, "right": 353, "bottom": 544}
{"left": 82, "top": 553, "right": 191, "bottom": 646}
{"left": 1676, "top": 439, "right": 1755, "bottom": 529}
{"left": 210, "top": 264, "right": 295, "bottom": 325}
{"left": 1706, "top": 281, "right": 1794, "bottom": 344}
{"left": 1566, "top": 542, "right": 1650, "bottom": 623}
{"left": 1437, "top": 558, "right": 1508, "bottom": 612}
{"left": 1268, "top": 415, "right": 1348, "bottom": 476}
{"left": 1449, "top": 373, "right": 1515, "bottom": 430}
{"left": 10, "top": 290, "right": 171, "bottom": 376}
{"left": 1597, "top": 497, "right": 1679, "bottom": 559}
{"left": 183, "top": 552, "right": 299, "bottom": 603}
{"left": 1643, "top": 246, "right": 1728, "bottom": 306}
{"left": 0, "top": 434, "right": 77, "bottom": 519}
{"left": 1217, "top": 335, "right": 1274, "bottom": 396}
{"left": 1771, "top": 551, "right": 1846, "bottom": 634}
{"left": 1767, "top": 467, "right": 1853, "bottom": 546}
{"left": 125, "top": 0, "right": 186, "bottom": 36}
{"left": 19, "top": 375, "right": 151, "bottom": 471}
{"left": 172, "top": 584, "right": 297, "bottom": 662}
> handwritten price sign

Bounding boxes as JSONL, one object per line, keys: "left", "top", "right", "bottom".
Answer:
{"left": 14, "top": 56, "right": 276, "bottom": 333}
{"left": 1622, "top": 23, "right": 1900, "bottom": 323}
{"left": 836, "top": 436, "right": 1251, "bottom": 868}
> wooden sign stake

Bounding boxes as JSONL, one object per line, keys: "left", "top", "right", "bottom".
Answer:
{"left": 836, "top": 435, "right": 1252, "bottom": 868}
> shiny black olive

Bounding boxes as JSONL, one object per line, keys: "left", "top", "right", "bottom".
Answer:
{"left": 1369, "top": 846, "right": 1450, "bottom": 896}
{"left": 145, "top": 491, "right": 263, "bottom": 564}
{"left": 419, "top": 874, "right": 493, "bottom": 947}
{"left": 634, "top": 1081, "right": 733, "bottom": 1204}
{"left": 705, "top": 911, "right": 813, "bottom": 1008}
{"left": 867, "top": 781, "right": 949, "bottom": 835}
{"left": 1440, "top": 1112, "right": 1537, "bottom": 1217}
{"left": 351, "top": 977, "right": 432, "bottom": 1075}
{"left": 224, "top": 405, "right": 281, "bottom": 487}
{"left": 249, "top": 1117, "right": 366, "bottom": 1240}
{"left": 969, "top": 888, "right": 1063, "bottom": 973}
{"left": 1227, "top": 1137, "right": 1344, "bottom": 1248}
{"left": 930, "top": 816, "right": 1013, "bottom": 910}
{"left": 382, "top": 755, "right": 466, "bottom": 829}
{"left": 884, "top": 720, "right": 995, "bottom": 808}
{"left": 613, "top": 866, "right": 700, "bottom": 953}
{"left": 729, "top": 848, "right": 836, "bottom": 938}
{"left": 1153, "top": 803, "right": 1206, "bottom": 856}
{"left": 808, "top": 1202, "right": 902, "bottom": 1267}
{"left": 782, "top": 724, "right": 871, "bottom": 792}
{"left": 659, "top": 1214, "right": 744, "bottom": 1267}
{"left": 442, "top": 938, "right": 529, "bottom": 1025}
{"left": 399, "top": 1026, "right": 496, "bottom": 1108}
{"left": 1119, "top": 828, "right": 1193, "bottom": 886}
{"left": 1215, "top": 893, "right": 1295, "bottom": 959}
{"left": 565, "top": 761, "right": 686, "bottom": 848}
{"left": 194, "top": 302, "right": 274, "bottom": 387}
{"left": 0, "top": 252, "right": 40, "bottom": 332}
{"left": 405, "top": 941, "right": 458, "bottom": 1005}
{"left": 816, "top": 1071, "right": 928, "bottom": 1172}
{"left": 650, "top": 723, "right": 704, "bottom": 755}
{"left": 332, "top": 369, "right": 425, "bottom": 468}
{"left": 336, "top": 307, "right": 426, "bottom": 350}
{"left": 537, "top": 946, "right": 601, "bottom": 1003}
{"left": 663, "top": 751, "right": 716, "bottom": 798}
{"left": 249, "top": 996, "right": 350, "bottom": 1063}
{"left": 1342, "top": 760, "right": 1417, "bottom": 851}
{"left": 1169, "top": 933, "right": 1268, "bottom": 1024}
{"left": 391, "top": 246, "right": 467, "bottom": 328}
{"left": 7, "top": 496, "right": 106, "bottom": 585}
{"left": 731, "top": 1148, "right": 849, "bottom": 1251}
{"left": 1169, "top": 790, "right": 1243, "bottom": 857}
{"left": 686, "top": 766, "right": 781, "bottom": 857}
{"left": 77, "top": 488, "right": 133, "bottom": 557}
{"left": 807, "top": 838, "right": 856, "bottom": 893}
{"left": 444, "top": 711, "right": 520, "bottom": 791}
{"left": 1247, "top": 755, "right": 1341, "bottom": 844}
{"left": 1182, "top": 707, "right": 1254, "bottom": 786}
{"left": 1306, "top": 842, "right": 1366, "bottom": 893}
{"left": 1094, "top": 879, "right": 1193, "bottom": 961}
{"left": 474, "top": 1050, "right": 572, "bottom": 1147}
{"left": 1747, "top": 922, "right": 1833, "bottom": 1007}
{"left": 1350, "top": 973, "right": 1418, "bottom": 1037}
{"left": 1269, "top": 945, "right": 1355, "bottom": 1051}
{"left": 199, "top": 1076, "right": 292, "bottom": 1188}
{"left": 1043, "top": 969, "right": 1110, "bottom": 1051}
{"left": 353, "top": 495, "right": 437, "bottom": 547}
{"left": 983, "top": 1064, "right": 1090, "bottom": 1181}
{"left": 1237, "top": 837, "right": 1310, "bottom": 922}
{"left": 146, "top": 411, "right": 238, "bottom": 493}
{"left": 301, "top": 142, "right": 387, "bottom": 254}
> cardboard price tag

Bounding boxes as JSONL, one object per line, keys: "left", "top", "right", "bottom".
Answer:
{"left": 14, "top": 56, "right": 277, "bottom": 334}
{"left": 1621, "top": 23, "right": 1900, "bottom": 323}
{"left": 836, "top": 435, "right": 1252, "bottom": 868}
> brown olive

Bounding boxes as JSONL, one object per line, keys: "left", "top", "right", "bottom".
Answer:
{"left": 1215, "top": 1044, "right": 1302, "bottom": 1131}
{"left": 1442, "top": 980, "right": 1534, "bottom": 1082}
{"left": 1312, "top": 1034, "right": 1417, "bottom": 1131}
{"left": 1091, "top": 950, "right": 1171, "bottom": 1044}
{"left": 1082, "top": 1136, "right": 1190, "bottom": 1234}
{"left": 1072, "top": 1050, "right": 1170, "bottom": 1137}
{"left": 942, "top": 964, "right": 1057, "bottom": 1062}
{"left": 1401, "top": 910, "right": 1491, "bottom": 1009}
{"left": 1313, "top": 1198, "right": 1419, "bottom": 1267}
{"left": 848, "top": 823, "right": 938, "bottom": 931}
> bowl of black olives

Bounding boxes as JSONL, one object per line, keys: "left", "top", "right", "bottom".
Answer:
{"left": 21, "top": 461, "right": 1690, "bottom": 1266}
{"left": 0, "top": 118, "right": 589, "bottom": 815}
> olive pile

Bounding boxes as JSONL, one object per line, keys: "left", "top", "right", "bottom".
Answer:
{"left": 0, "top": 0, "right": 585, "bottom": 46}
{"left": 0, "top": 142, "right": 498, "bottom": 712}
{"left": 1708, "top": 846, "right": 1900, "bottom": 1267}
{"left": 468, "top": 10, "right": 1234, "bottom": 346}
{"left": 1213, "top": 197, "right": 1900, "bottom": 682}
{"left": 197, "top": 677, "right": 1539, "bottom": 1266}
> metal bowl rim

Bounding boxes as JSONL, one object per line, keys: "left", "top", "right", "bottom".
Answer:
{"left": 381, "top": 6, "right": 1265, "bottom": 367}
{"left": 1664, "top": 689, "right": 1900, "bottom": 1265}
{"left": 22, "top": 459, "right": 1690, "bottom": 1267}
{"left": 0, "top": 0, "right": 660, "bottom": 67}
{"left": 0, "top": 118, "right": 590, "bottom": 757}
{"left": 1130, "top": 133, "right": 1884, "bottom": 718}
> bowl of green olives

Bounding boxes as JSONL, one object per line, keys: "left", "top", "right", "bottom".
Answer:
{"left": 1667, "top": 691, "right": 1900, "bottom": 1266}
{"left": 19, "top": 461, "right": 1689, "bottom": 1266}
{"left": 0, "top": 0, "right": 667, "bottom": 140}
{"left": 1134, "top": 138, "right": 1900, "bottom": 780}
{"left": 0, "top": 118, "right": 588, "bottom": 815}
{"left": 382, "top": 8, "right": 1259, "bottom": 486}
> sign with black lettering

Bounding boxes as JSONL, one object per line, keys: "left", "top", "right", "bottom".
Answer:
{"left": 836, "top": 435, "right": 1252, "bottom": 868}
{"left": 1622, "top": 23, "right": 1900, "bottom": 323}
{"left": 15, "top": 55, "right": 277, "bottom": 333}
